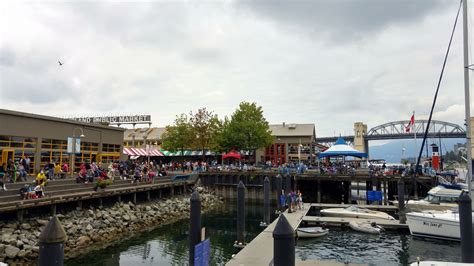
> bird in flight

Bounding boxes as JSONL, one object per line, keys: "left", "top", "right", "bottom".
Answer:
{"left": 58, "top": 60, "right": 63, "bottom": 66}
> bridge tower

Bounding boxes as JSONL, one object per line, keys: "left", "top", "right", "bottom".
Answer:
{"left": 354, "top": 122, "right": 368, "bottom": 155}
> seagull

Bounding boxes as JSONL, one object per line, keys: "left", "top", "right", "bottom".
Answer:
{"left": 58, "top": 60, "right": 63, "bottom": 66}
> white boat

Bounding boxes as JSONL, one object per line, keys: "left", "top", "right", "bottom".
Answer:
{"left": 406, "top": 210, "right": 474, "bottom": 241}
{"left": 320, "top": 206, "right": 395, "bottom": 220}
{"left": 410, "top": 261, "right": 474, "bottom": 266}
{"left": 296, "top": 227, "right": 329, "bottom": 238}
{"left": 391, "top": 186, "right": 462, "bottom": 212}
{"left": 348, "top": 221, "right": 383, "bottom": 234}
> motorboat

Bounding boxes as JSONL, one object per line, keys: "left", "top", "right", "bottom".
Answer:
{"left": 320, "top": 205, "right": 395, "bottom": 220}
{"left": 348, "top": 221, "right": 383, "bottom": 234}
{"left": 391, "top": 186, "right": 463, "bottom": 212}
{"left": 406, "top": 210, "right": 474, "bottom": 241}
{"left": 296, "top": 227, "right": 329, "bottom": 238}
{"left": 410, "top": 261, "right": 473, "bottom": 266}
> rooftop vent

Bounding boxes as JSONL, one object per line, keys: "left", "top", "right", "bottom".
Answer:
{"left": 288, "top": 124, "right": 297, "bottom": 129}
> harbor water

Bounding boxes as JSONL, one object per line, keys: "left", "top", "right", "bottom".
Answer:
{"left": 65, "top": 202, "right": 461, "bottom": 266}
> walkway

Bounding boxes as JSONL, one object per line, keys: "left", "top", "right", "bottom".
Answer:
{"left": 226, "top": 204, "right": 310, "bottom": 266}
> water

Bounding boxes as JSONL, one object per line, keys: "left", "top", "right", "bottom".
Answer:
{"left": 66, "top": 203, "right": 462, "bottom": 266}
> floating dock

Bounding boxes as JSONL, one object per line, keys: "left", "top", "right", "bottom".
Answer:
{"left": 226, "top": 203, "right": 366, "bottom": 266}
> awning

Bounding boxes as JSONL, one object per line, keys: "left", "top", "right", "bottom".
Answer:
{"left": 222, "top": 151, "right": 241, "bottom": 159}
{"left": 123, "top": 147, "right": 164, "bottom": 157}
{"left": 159, "top": 149, "right": 217, "bottom": 156}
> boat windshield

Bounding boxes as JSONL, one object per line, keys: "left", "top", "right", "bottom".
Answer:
{"left": 345, "top": 206, "right": 369, "bottom": 213}
{"left": 423, "top": 194, "right": 458, "bottom": 203}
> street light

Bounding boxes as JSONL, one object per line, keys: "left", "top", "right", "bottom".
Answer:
{"left": 70, "top": 128, "right": 85, "bottom": 175}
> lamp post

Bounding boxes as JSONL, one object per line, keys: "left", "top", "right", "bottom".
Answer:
{"left": 70, "top": 128, "right": 85, "bottom": 175}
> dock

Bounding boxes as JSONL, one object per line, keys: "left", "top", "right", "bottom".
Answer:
{"left": 226, "top": 204, "right": 366, "bottom": 266}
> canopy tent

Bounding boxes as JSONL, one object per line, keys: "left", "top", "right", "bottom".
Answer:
{"left": 318, "top": 137, "right": 367, "bottom": 158}
{"left": 123, "top": 147, "right": 164, "bottom": 157}
{"left": 222, "top": 151, "right": 241, "bottom": 160}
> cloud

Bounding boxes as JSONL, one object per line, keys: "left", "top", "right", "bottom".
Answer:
{"left": 235, "top": 0, "right": 450, "bottom": 44}
{"left": 0, "top": 0, "right": 467, "bottom": 139}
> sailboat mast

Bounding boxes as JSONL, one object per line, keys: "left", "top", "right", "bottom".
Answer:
{"left": 462, "top": 0, "right": 472, "bottom": 193}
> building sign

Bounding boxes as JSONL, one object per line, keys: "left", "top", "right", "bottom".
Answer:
{"left": 67, "top": 137, "right": 81, "bottom": 154}
{"left": 69, "top": 115, "right": 151, "bottom": 125}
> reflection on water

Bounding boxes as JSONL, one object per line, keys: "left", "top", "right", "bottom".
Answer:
{"left": 296, "top": 229, "right": 461, "bottom": 266}
{"left": 66, "top": 203, "right": 461, "bottom": 266}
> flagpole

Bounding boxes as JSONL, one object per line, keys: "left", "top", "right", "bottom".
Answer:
{"left": 413, "top": 111, "right": 416, "bottom": 164}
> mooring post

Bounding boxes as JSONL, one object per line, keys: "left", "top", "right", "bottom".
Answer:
{"left": 285, "top": 175, "right": 291, "bottom": 195}
{"left": 77, "top": 200, "right": 83, "bottom": 210}
{"left": 171, "top": 184, "right": 175, "bottom": 196}
{"left": 98, "top": 198, "right": 103, "bottom": 208}
{"left": 189, "top": 191, "right": 201, "bottom": 266}
{"left": 39, "top": 216, "right": 67, "bottom": 266}
{"left": 317, "top": 180, "right": 321, "bottom": 203}
{"left": 17, "top": 209, "right": 24, "bottom": 223}
{"left": 383, "top": 179, "right": 388, "bottom": 205}
{"left": 397, "top": 179, "right": 406, "bottom": 224}
{"left": 276, "top": 175, "right": 282, "bottom": 209}
{"left": 273, "top": 215, "right": 295, "bottom": 266}
{"left": 264, "top": 176, "right": 270, "bottom": 225}
{"left": 147, "top": 191, "right": 151, "bottom": 201}
{"left": 132, "top": 193, "right": 137, "bottom": 204}
{"left": 459, "top": 193, "right": 473, "bottom": 263}
{"left": 51, "top": 204, "right": 57, "bottom": 216}
{"left": 237, "top": 181, "right": 246, "bottom": 245}
{"left": 117, "top": 195, "right": 121, "bottom": 203}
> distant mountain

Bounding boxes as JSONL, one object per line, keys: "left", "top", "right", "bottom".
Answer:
{"left": 368, "top": 138, "right": 465, "bottom": 163}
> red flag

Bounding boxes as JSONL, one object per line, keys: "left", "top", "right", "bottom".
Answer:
{"left": 405, "top": 114, "right": 415, "bottom": 132}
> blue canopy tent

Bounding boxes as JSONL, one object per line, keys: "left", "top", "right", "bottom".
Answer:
{"left": 318, "top": 137, "right": 368, "bottom": 158}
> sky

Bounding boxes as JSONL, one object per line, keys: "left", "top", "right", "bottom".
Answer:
{"left": 1, "top": 0, "right": 473, "bottom": 137}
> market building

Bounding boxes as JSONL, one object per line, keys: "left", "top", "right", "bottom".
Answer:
{"left": 256, "top": 123, "right": 320, "bottom": 165}
{"left": 0, "top": 109, "right": 124, "bottom": 174}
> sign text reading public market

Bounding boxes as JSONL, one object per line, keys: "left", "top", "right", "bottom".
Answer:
{"left": 70, "top": 115, "right": 152, "bottom": 125}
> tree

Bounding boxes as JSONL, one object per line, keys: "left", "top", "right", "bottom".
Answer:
{"left": 161, "top": 114, "right": 193, "bottom": 160}
{"left": 189, "top": 108, "right": 221, "bottom": 160}
{"left": 220, "top": 102, "right": 274, "bottom": 157}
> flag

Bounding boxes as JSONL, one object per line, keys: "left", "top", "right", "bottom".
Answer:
{"left": 405, "top": 114, "right": 415, "bottom": 132}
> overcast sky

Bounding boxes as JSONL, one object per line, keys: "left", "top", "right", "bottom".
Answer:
{"left": 1, "top": 0, "right": 473, "bottom": 137}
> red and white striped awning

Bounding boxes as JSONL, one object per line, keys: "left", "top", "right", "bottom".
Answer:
{"left": 123, "top": 147, "right": 164, "bottom": 157}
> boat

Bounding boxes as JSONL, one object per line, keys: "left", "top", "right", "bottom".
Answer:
{"left": 320, "top": 205, "right": 395, "bottom": 220}
{"left": 406, "top": 210, "right": 474, "bottom": 241}
{"left": 348, "top": 221, "right": 383, "bottom": 234}
{"left": 391, "top": 186, "right": 463, "bottom": 211}
{"left": 296, "top": 227, "right": 329, "bottom": 238}
{"left": 410, "top": 261, "right": 474, "bottom": 266}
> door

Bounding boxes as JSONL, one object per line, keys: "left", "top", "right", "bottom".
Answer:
{"left": 1, "top": 149, "right": 14, "bottom": 166}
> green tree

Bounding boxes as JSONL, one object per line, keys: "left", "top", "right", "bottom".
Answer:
{"left": 189, "top": 107, "right": 221, "bottom": 160}
{"left": 161, "top": 114, "right": 193, "bottom": 159}
{"left": 220, "top": 102, "right": 274, "bottom": 155}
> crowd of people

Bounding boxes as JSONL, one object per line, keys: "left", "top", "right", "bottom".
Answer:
{"left": 278, "top": 190, "right": 303, "bottom": 213}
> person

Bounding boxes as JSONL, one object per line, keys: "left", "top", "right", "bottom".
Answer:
{"left": 133, "top": 166, "right": 142, "bottom": 184}
{"left": 0, "top": 163, "right": 7, "bottom": 191}
{"left": 54, "top": 162, "right": 61, "bottom": 179}
{"left": 279, "top": 193, "right": 286, "bottom": 213}
{"left": 297, "top": 190, "right": 303, "bottom": 210}
{"left": 34, "top": 184, "right": 44, "bottom": 198}
{"left": 36, "top": 170, "right": 47, "bottom": 186}
{"left": 18, "top": 162, "right": 27, "bottom": 182}
{"left": 61, "top": 162, "right": 69, "bottom": 179}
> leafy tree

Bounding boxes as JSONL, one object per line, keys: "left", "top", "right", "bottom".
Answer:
{"left": 161, "top": 114, "right": 193, "bottom": 159}
{"left": 220, "top": 102, "right": 274, "bottom": 155}
{"left": 189, "top": 108, "right": 221, "bottom": 160}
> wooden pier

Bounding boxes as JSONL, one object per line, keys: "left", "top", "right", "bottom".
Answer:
{"left": 226, "top": 204, "right": 366, "bottom": 266}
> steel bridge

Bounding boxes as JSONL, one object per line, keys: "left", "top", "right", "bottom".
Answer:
{"left": 315, "top": 120, "right": 466, "bottom": 145}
